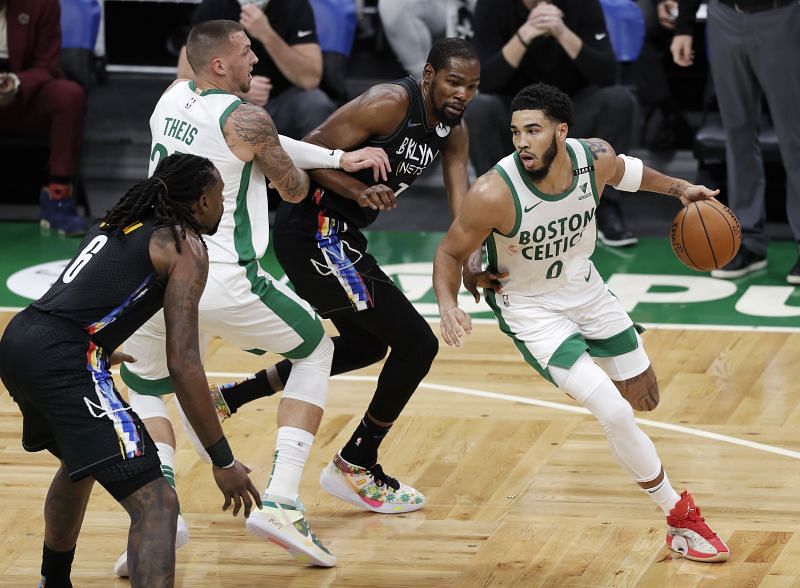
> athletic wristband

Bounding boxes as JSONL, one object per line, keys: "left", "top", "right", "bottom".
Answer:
{"left": 331, "top": 149, "right": 344, "bottom": 169}
{"left": 205, "top": 436, "right": 235, "bottom": 469}
{"left": 516, "top": 31, "right": 529, "bottom": 48}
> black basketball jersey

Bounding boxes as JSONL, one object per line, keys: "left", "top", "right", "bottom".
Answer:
{"left": 313, "top": 76, "right": 454, "bottom": 228}
{"left": 33, "top": 219, "right": 167, "bottom": 351}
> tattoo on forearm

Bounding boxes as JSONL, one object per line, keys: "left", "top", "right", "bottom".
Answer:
{"left": 230, "top": 104, "right": 305, "bottom": 198}
{"left": 587, "top": 140, "right": 608, "bottom": 161}
{"left": 667, "top": 182, "right": 682, "bottom": 197}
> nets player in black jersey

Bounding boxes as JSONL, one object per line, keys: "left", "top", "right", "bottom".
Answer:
{"left": 0, "top": 153, "right": 261, "bottom": 587}
{"left": 204, "top": 38, "right": 481, "bottom": 514}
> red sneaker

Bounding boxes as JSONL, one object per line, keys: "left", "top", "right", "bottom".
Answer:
{"left": 666, "top": 491, "right": 730, "bottom": 562}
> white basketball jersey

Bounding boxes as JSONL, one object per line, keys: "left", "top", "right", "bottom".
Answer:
{"left": 149, "top": 80, "right": 268, "bottom": 264}
{"left": 487, "top": 139, "right": 600, "bottom": 296}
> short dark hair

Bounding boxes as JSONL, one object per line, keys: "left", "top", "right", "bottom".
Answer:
{"left": 186, "top": 20, "right": 244, "bottom": 73}
{"left": 426, "top": 37, "right": 479, "bottom": 72}
{"left": 510, "top": 83, "right": 574, "bottom": 127}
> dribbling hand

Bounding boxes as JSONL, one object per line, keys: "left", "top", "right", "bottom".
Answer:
{"left": 213, "top": 460, "right": 262, "bottom": 518}
{"left": 440, "top": 307, "right": 472, "bottom": 348}
{"left": 679, "top": 185, "right": 720, "bottom": 207}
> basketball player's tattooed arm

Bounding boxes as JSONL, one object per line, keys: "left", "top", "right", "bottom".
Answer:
{"left": 303, "top": 84, "right": 408, "bottom": 209}
{"left": 592, "top": 137, "right": 720, "bottom": 206}
{"left": 227, "top": 103, "right": 310, "bottom": 203}
{"left": 150, "top": 228, "right": 261, "bottom": 516}
{"left": 613, "top": 365, "right": 660, "bottom": 411}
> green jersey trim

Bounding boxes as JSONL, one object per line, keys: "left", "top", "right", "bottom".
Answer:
{"left": 492, "top": 164, "right": 523, "bottom": 238}
{"left": 577, "top": 140, "right": 601, "bottom": 206}
{"left": 188, "top": 80, "right": 232, "bottom": 96}
{"left": 511, "top": 144, "right": 579, "bottom": 202}
{"left": 585, "top": 325, "right": 640, "bottom": 358}
{"left": 219, "top": 99, "right": 243, "bottom": 133}
{"left": 233, "top": 161, "right": 256, "bottom": 263}
{"left": 120, "top": 363, "right": 173, "bottom": 397}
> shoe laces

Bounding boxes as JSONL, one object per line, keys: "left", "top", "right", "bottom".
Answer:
{"left": 679, "top": 506, "right": 717, "bottom": 540}
{"left": 367, "top": 463, "right": 400, "bottom": 491}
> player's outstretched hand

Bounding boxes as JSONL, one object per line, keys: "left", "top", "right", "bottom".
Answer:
{"left": 440, "top": 307, "right": 472, "bottom": 348}
{"left": 358, "top": 184, "right": 397, "bottom": 210}
{"left": 462, "top": 268, "right": 508, "bottom": 303}
{"left": 680, "top": 185, "right": 720, "bottom": 207}
{"left": 341, "top": 147, "right": 391, "bottom": 182}
{"left": 213, "top": 460, "right": 262, "bottom": 518}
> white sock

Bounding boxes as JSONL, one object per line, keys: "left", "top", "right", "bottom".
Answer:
{"left": 155, "top": 442, "right": 176, "bottom": 490}
{"left": 264, "top": 426, "right": 314, "bottom": 502}
{"left": 646, "top": 472, "right": 681, "bottom": 515}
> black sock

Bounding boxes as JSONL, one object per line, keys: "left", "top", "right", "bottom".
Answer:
{"left": 41, "top": 543, "right": 75, "bottom": 588}
{"left": 220, "top": 369, "right": 271, "bottom": 414}
{"left": 340, "top": 413, "right": 392, "bottom": 468}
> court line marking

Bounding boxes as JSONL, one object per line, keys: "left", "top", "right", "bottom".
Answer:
{"left": 202, "top": 371, "right": 800, "bottom": 461}
{"left": 2, "top": 305, "right": 800, "bottom": 333}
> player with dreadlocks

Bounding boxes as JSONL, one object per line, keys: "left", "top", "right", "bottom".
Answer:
{"left": 0, "top": 153, "right": 261, "bottom": 588}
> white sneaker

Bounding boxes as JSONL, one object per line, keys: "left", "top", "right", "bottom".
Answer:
{"left": 245, "top": 496, "right": 336, "bottom": 567}
{"left": 320, "top": 454, "right": 425, "bottom": 514}
{"left": 113, "top": 513, "right": 190, "bottom": 577}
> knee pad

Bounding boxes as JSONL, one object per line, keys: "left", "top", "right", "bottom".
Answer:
{"left": 128, "top": 389, "right": 170, "bottom": 421}
{"left": 282, "top": 335, "right": 333, "bottom": 409}
{"left": 548, "top": 353, "right": 608, "bottom": 404}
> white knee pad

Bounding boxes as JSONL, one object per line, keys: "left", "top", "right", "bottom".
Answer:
{"left": 282, "top": 335, "right": 334, "bottom": 410}
{"left": 549, "top": 353, "right": 607, "bottom": 404}
{"left": 550, "top": 353, "right": 662, "bottom": 483}
{"left": 128, "top": 389, "right": 171, "bottom": 420}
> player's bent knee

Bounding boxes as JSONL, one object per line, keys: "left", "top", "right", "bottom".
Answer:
{"left": 619, "top": 366, "right": 660, "bottom": 411}
{"left": 129, "top": 389, "right": 171, "bottom": 420}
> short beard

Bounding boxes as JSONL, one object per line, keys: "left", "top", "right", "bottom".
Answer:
{"left": 525, "top": 133, "right": 558, "bottom": 182}
{"left": 432, "top": 104, "right": 463, "bottom": 127}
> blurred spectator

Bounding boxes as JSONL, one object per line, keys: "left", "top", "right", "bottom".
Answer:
{"left": 309, "top": 0, "right": 357, "bottom": 104}
{"left": 672, "top": 0, "right": 800, "bottom": 281}
{"left": 378, "top": 0, "right": 476, "bottom": 80}
{"left": 178, "top": 0, "right": 336, "bottom": 140}
{"left": 0, "top": 0, "right": 88, "bottom": 236}
{"left": 467, "top": 0, "right": 638, "bottom": 247}
{"left": 634, "top": 0, "right": 691, "bottom": 151}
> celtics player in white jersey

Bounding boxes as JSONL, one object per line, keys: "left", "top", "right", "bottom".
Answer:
{"left": 113, "top": 20, "right": 391, "bottom": 575}
{"left": 434, "top": 83, "right": 730, "bottom": 563}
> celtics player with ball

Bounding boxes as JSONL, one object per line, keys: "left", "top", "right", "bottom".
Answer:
{"left": 433, "top": 83, "right": 729, "bottom": 563}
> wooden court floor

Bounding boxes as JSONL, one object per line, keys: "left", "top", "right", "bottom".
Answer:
{"left": 2, "top": 310, "right": 800, "bottom": 587}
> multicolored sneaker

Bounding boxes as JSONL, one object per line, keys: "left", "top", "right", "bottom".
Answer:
{"left": 245, "top": 496, "right": 336, "bottom": 567}
{"left": 319, "top": 454, "right": 425, "bottom": 514}
{"left": 209, "top": 383, "right": 233, "bottom": 420}
{"left": 113, "top": 513, "right": 191, "bottom": 577}
{"left": 666, "top": 491, "right": 729, "bottom": 562}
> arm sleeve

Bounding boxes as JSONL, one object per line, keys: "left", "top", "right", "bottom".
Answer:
{"left": 471, "top": 0, "right": 526, "bottom": 92}
{"left": 280, "top": 136, "right": 342, "bottom": 169}
{"left": 674, "top": 0, "right": 701, "bottom": 36}
{"left": 571, "top": 2, "right": 619, "bottom": 87}
{"left": 17, "top": 1, "right": 62, "bottom": 101}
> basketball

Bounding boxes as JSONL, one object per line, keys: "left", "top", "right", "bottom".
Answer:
{"left": 670, "top": 200, "right": 742, "bottom": 271}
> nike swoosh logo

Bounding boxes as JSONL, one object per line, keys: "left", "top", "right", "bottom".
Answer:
{"left": 297, "top": 30, "right": 313, "bottom": 38}
{"left": 584, "top": 266, "right": 592, "bottom": 282}
{"left": 594, "top": 33, "right": 607, "bottom": 40}
{"left": 523, "top": 202, "right": 542, "bottom": 213}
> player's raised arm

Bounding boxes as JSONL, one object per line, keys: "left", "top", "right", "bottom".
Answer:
{"left": 590, "top": 138, "right": 720, "bottom": 207}
{"left": 434, "top": 171, "right": 512, "bottom": 347}
{"left": 225, "top": 103, "right": 310, "bottom": 203}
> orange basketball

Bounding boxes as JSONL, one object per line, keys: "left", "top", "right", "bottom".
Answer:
{"left": 670, "top": 200, "right": 742, "bottom": 271}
